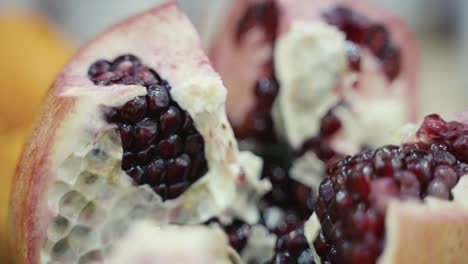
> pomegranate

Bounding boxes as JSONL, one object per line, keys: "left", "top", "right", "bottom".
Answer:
{"left": 10, "top": 1, "right": 465, "bottom": 264}
{"left": 305, "top": 114, "right": 468, "bottom": 264}
{"left": 211, "top": 0, "right": 418, "bottom": 142}
{"left": 207, "top": 0, "right": 419, "bottom": 261}
{"left": 8, "top": 2, "right": 269, "bottom": 263}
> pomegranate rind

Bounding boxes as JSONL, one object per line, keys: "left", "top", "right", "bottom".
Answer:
{"left": 379, "top": 176, "right": 468, "bottom": 264}
{"left": 9, "top": 88, "right": 74, "bottom": 264}
{"left": 9, "top": 2, "right": 267, "bottom": 263}
{"left": 209, "top": 0, "right": 265, "bottom": 126}
{"left": 108, "top": 221, "right": 240, "bottom": 264}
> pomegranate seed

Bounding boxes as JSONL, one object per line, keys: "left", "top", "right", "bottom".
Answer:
{"left": 160, "top": 106, "right": 182, "bottom": 135}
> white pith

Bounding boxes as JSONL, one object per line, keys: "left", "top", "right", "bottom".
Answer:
{"left": 304, "top": 213, "right": 322, "bottom": 264}
{"left": 379, "top": 174, "right": 468, "bottom": 264}
{"left": 236, "top": 224, "right": 276, "bottom": 263}
{"left": 290, "top": 152, "right": 325, "bottom": 194}
{"left": 109, "top": 221, "right": 240, "bottom": 264}
{"left": 273, "top": 21, "right": 346, "bottom": 149}
{"left": 331, "top": 51, "right": 409, "bottom": 154}
{"left": 39, "top": 3, "right": 270, "bottom": 263}
{"left": 272, "top": 20, "right": 409, "bottom": 195}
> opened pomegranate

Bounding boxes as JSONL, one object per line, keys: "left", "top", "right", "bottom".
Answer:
{"left": 303, "top": 114, "right": 468, "bottom": 264}
{"left": 8, "top": 2, "right": 269, "bottom": 263}
{"left": 211, "top": 0, "right": 417, "bottom": 143}
{"left": 11, "top": 1, "right": 465, "bottom": 264}
{"left": 207, "top": 0, "right": 418, "bottom": 261}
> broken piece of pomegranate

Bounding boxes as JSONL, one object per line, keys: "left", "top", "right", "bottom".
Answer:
{"left": 10, "top": 1, "right": 465, "bottom": 264}
{"left": 304, "top": 114, "right": 468, "bottom": 264}
{"left": 206, "top": 0, "right": 419, "bottom": 261}
{"left": 211, "top": 0, "right": 418, "bottom": 144}
{"left": 8, "top": 2, "right": 268, "bottom": 263}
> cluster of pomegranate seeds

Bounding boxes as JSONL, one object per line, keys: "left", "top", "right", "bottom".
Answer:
{"left": 205, "top": 218, "right": 251, "bottom": 253}
{"left": 88, "top": 54, "right": 208, "bottom": 200}
{"left": 235, "top": 0, "right": 280, "bottom": 142}
{"left": 261, "top": 162, "right": 314, "bottom": 221}
{"left": 273, "top": 228, "right": 315, "bottom": 264}
{"left": 323, "top": 6, "right": 401, "bottom": 81}
{"left": 235, "top": 0, "right": 328, "bottom": 218}
{"left": 238, "top": 76, "right": 279, "bottom": 141}
{"left": 301, "top": 105, "right": 346, "bottom": 166}
{"left": 229, "top": 2, "right": 353, "bottom": 260}
{"left": 314, "top": 115, "right": 468, "bottom": 264}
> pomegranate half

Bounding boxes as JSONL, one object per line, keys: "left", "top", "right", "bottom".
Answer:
{"left": 9, "top": 2, "right": 268, "bottom": 263}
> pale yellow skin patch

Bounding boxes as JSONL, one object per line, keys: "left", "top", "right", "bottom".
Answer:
{"left": 305, "top": 176, "right": 468, "bottom": 264}
{"left": 379, "top": 175, "right": 468, "bottom": 264}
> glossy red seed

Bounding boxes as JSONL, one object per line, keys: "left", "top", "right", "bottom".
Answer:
{"left": 147, "top": 85, "right": 170, "bottom": 114}
{"left": 329, "top": 190, "right": 353, "bottom": 219}
{"left": 314, "top": 231, "right": 330, "bottom": 256}
{"left": 319, "top": 178, "right": 335, "bottom": 202}
{"left": 119, "top": 124, "right": 134, "bottom": 150}
{"left": 320, "top": 111, "right": 342, "bottom": 137}
{"left": 427, "top": 179, "right": 450, "bottom": 199}
{"left": 157, "top": 134, "right": 183, "bottom": 158}
{"left": 144, "top": 160, "right": 166, "bottom": 186}
{"left": 434, "top": 165, "right": 458, "bottom": 188}
{"left": 433, "top": 151, "right": 457, "bottom": 166}
{"left": 453, "top": 134, "right": 468, "bottom": 162}
{"left": 160, "top": 106, "right": 182, "bottom": 135}
{"left": 227, "top": 222, "right": 250, "bottom": 252}
{"left": 111, "top": 54, "right": 141, "bottom": 72}
{"left": 134, "top": 118, "right": 158, "bottom": 147}
{"left": 347, "top": 172, "right": 371, "bottom": 198}
{"left": 395, "top": 171, "right": 420, "bottom": 198}
{"left": 184, "top": 134, "right": 204, "bottom": 154}
{"left": 166, "top": 154, "right": 190, "bottom": 183}
{"left": 88, "top": 60, "right": 111, "bottom": 79}
{"left": 285, "top": 231, "right": 308, "bottom": 257}
{"left": 120, "top": 96, "right": 147, "bottom": 122}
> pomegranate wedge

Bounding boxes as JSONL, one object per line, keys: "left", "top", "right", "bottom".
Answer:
{"left": 304, "top": 114, "right": 468, "bottom": 264}
{"left": 9, "top": 2, "right": 269, "bottom": 263}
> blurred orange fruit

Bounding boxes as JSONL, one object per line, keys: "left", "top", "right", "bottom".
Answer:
{"left": 0, "top": 128, "right": 29, "bottom": 261}
{"left": 0, "top": 12, "right": 74, "bottom": 261}
{"left": 0, "top": 12, "right": 74, "bottom": 129}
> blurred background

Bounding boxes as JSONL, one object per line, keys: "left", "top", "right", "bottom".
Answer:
{"left": 0, "top": 0, "right": 466, "bottom": 262}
